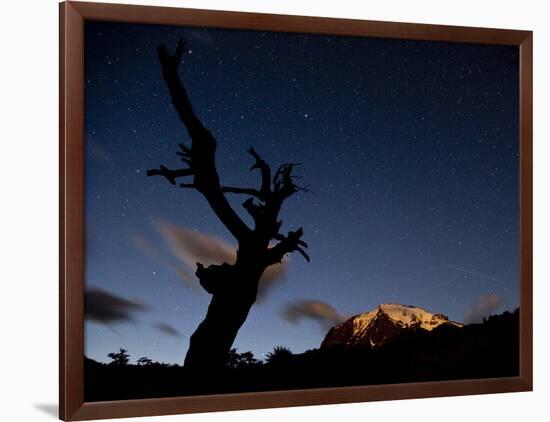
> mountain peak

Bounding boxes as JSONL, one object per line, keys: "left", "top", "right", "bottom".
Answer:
{"left": 321, "top": 303, "right": 463, "bottom": 348}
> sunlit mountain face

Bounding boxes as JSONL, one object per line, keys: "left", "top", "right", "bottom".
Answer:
{"left": 321, "top": 303, "right": 463, "bottom": 348}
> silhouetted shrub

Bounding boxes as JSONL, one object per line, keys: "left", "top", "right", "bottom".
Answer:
{"left": 107, "top": 348, "right": 130, "bottom": 366}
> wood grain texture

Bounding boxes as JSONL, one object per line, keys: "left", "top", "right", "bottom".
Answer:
{"left": 59, "top": 2, "right": 85, "bottom": 420}
{"left": 59, "top": 2, "right": 533, "bottom": 420}
{"left": 518, "top": 33, "right": 533, "bottom": 390}
{"left": 71, "top": 1, "right": 529, "bottom": 45}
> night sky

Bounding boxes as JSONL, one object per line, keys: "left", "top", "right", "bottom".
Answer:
{"left": 83, "top": 21, "right": 519, "bottom": 364}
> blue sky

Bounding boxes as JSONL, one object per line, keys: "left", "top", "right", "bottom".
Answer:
{"left": 83, "top": 21, "right": 519, "bottom": 364}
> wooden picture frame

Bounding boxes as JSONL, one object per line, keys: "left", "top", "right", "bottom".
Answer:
{"left": 60, "top": 1, "right": 532, "bottom": 420}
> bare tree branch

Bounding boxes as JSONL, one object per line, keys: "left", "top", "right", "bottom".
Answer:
{"left": 242, "top": 197, "right": 264, "bottom": 222}
{"left": 176, "top": 143, "right": 192, "bottom": 165}
{"left": 178, "top": 183, "right": 263, "bottom": 200}
{"left": 158, "top": 39, "right": 209, "bottom": 141}
{"left": 247, "top": 147, "right": 271, "bottom": 197}
{"left": 271, "top": 162, "right": 310, "bottom": 203}
{"left": 149, "top": 40, "right": 310, "bottom": 263}
{"left": 266, "top": 228, "right": 310, "bottom": 264}
{"left": 179, "top": 182, "right": 196, "bottom": 189}
{"left": 150, "top": 40, "right": 252, "bottom": 241}
{"left": 221, "top": 186, "right": 263, "bottom": 198}
{"left": 146, "top": 166, "right": 193, "bottom": 185}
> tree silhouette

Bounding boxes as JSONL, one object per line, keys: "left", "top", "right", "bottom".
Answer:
{"left": 136, "top": 356, "right": 153, "bottom": 366}
{"left": 147, "top": 40, "right": 310, "bottom": 370}
{"left": 107, "top": 348, "right": 130, "bottom": 366}
{"left": 226, "top": 348, "right": 262, "bottom": 369}
{"left": 265, "top": 346, "right": 293, "bottom": 366}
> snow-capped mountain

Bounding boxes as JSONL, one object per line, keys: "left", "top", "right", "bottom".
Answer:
{"left": 321, "top": 303, "right": 463, "bottom": 348}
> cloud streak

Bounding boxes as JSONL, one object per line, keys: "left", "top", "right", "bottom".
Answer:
{"left": 86, "top": 135, "right": 112, "bottom": 161}
{"left": 282, "top": 300, "right": 345, "bottom": 330}
{"left": 464, "top": 292, "right": 503, "bottom": 324}
{"left": 185, "top": 28, "right": 214, "bottom": 46}
{"left": 85, "top": 287, "right": 148, "bottom": 325}
{"left": 133, "top": 220, "right": 287, "bottom": 300}
{"left": 155, "top": 322, "right": 183, "bottom": 338}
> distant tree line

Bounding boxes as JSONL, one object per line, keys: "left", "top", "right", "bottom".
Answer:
{"left": 105, "top": 345, "right": 294, "bottom": 368}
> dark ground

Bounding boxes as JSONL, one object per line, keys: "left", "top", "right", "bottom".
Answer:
{"left": 85, "top": 309, "right": 519, "bottom": 401}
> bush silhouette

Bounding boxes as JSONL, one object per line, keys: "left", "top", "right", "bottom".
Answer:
{"left": 137, "top": 357, "right": 153, "bottom": 366}
{"left": 226, "top": 348, "right": 262, "bottom": 369}
{"left": 107, "top": 348, "right": 130, "bottom": 366}
{"left": 265, "top": 346, "right": 293, "bottom": 366}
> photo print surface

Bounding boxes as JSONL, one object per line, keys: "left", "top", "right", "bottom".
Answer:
{"left": 83, "top": 20, "right": 520, "bottom": 401}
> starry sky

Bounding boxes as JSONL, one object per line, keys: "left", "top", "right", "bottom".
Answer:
{"left": 83, "top": 20, "right": 519, "bottom": 364}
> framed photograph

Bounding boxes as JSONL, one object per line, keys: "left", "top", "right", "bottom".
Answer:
{"left": 60, "top": 1, "right": 532, "bottom": 420}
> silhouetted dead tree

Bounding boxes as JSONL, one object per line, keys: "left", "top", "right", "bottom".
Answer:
{"left": 147, "top": 40, "right": 310, "bottom": 370}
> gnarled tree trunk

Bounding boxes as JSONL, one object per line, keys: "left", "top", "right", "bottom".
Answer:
{"left": 184, "top": 273, "right": 258, "bottom": 369}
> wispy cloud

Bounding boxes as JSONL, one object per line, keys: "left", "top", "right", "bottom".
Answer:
{"left": 464, "top": 292, "right": 503, "bottom": 324}
{"left": 85, "top": 287, "right": 149, "bottom": 325}
{"left": 86, "top": 134, "right": 112, "bottom": 161}
{"left": 154, "top": 322, "right": 183, "bottom": 338}
{"left": 132, "top": 220, "right": 287, "bottom": 300}
{"left": 155, "top": 220, "right": 235, "bottom": 283}
{"left": 282, "top": 300, "right": 345, "bottom": 330}
{"left": 185, "top": 28, "right": 213, "bottom": 46}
